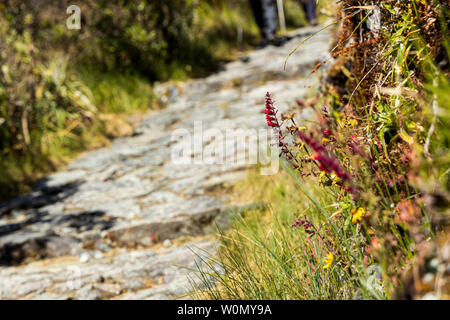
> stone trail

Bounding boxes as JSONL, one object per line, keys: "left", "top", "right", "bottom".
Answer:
{"left": 0, "top": 26, "right": 331, "bottom": 299}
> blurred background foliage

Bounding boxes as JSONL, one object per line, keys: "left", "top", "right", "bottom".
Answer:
{"left": 0, "top": 0, "right": 308, "bottom": 200}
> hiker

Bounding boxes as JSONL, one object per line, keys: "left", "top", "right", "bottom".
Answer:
{"left": 300, "top": 0, "right": 318, "bottom": 26}
{"left": 248, "top": 0, "right": 278, "bottom": 47}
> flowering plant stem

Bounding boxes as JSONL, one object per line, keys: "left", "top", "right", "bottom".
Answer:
{"left": 280, "top": 159, "right": 342, "bottom": 236}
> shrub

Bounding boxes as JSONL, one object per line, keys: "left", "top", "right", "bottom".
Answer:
{"left": 0, "top": 9, "right": 98, "bottom": 199}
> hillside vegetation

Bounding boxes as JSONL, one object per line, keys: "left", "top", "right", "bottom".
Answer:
{"left": 195, "top": 0, "right": 449, "bottom": 300}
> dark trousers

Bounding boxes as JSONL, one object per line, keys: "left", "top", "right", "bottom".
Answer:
{"left": 301, "top": 0, "right": 317, "bottom": 22}
{"left": 248, "top": 0, "right": 277, "bottom": 41}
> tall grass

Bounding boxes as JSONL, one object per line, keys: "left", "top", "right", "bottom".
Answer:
{"left": 77, "top": 69, "right": 155, "bottom": 114}
{"left": 193, "top": 168, "right": 382, "bottom": 299}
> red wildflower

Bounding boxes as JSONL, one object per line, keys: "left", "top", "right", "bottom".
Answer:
{"left": 298, "top": 130, "right": 357, "bottom": 197}
{"left": 264, "top": 92, "right": 310, "bottom": 175}
{"left": 291, "top": 218, "right": 315, "bottom": 234}
{"left": 265, "top": 92, "right": 279, "bottom": 128}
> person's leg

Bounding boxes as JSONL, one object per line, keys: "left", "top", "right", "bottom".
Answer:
{"left": 261, "top": 0, "right": 277, "bottom": 41}
{"left": 301, "top": 1, "right": 308, "bottom": 19}
{"left": 305, "top": 0, "right": 318, "bottom": 25}
{"left": 249, "top": 0, "right": 265, "bottom": 38}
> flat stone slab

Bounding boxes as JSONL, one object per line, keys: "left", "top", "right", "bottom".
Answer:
{"left": 0, "top": 240, "right": 215, "bottom": 300}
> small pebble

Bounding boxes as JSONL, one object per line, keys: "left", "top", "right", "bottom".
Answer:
{"left": 93, "top": 251, "right": 103, "bottom": 259}
{"left": 163, "top": 239, "right": 172, "bottom": 247}
{"left": 79, "top": 252, "right": 90, "bottom": 263}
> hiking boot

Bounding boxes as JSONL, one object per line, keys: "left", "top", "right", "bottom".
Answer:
{"left": 309, "top": 18, "right": 318, "bottom": 26}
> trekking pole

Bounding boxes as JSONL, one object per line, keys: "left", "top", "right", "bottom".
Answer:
{"left": 276, "top": 0, "right": 286, "bottom": 34}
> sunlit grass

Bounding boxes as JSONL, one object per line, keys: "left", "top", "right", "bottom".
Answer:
{"left": 192, "top": 167, "right": 382, "bottom": 300}
{"left": 78, "top": 69, "right": 156, "bottom": 113}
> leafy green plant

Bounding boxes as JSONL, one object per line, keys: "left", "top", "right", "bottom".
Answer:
{"left": 0, "top": 13, "right": 99, "bottom": 198}
{"left": 195, "top": 0, "right": 449, "bottom": 300}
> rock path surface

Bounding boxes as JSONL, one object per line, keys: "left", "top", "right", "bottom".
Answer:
{"left": 0, "top": 26, "right": 331, "bottom": 299}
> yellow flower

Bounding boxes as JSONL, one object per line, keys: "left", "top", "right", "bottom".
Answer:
{"left": 330, "top": 174, "right": 340, "bottom": 185}
{"left": 352, "top": 207, "right": 366, "bottom": 224}
{"left": 348, "top": 118, "right": 358, "bottom": 127}
{"left": 323, "top": 253, "right": 334, "bottom": 269}
{"left": 286, "top": 112, "right": 296, "bottom": 121}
